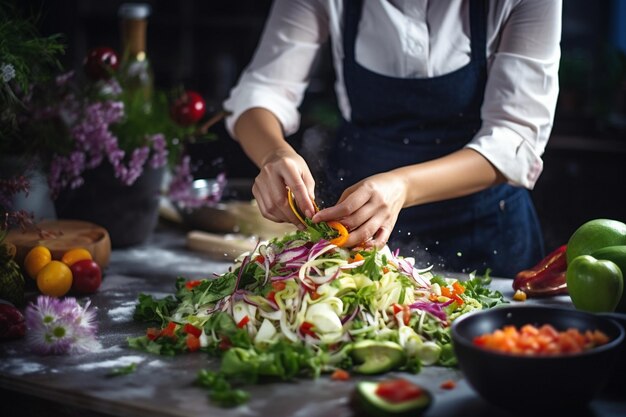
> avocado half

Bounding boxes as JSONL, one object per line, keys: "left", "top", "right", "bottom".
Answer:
{"left": 350, "top": 340, "right": 406, "bottom": 374}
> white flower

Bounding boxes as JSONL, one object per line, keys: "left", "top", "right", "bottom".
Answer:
{"left": 1, "top": 63, "right": 16, "bottom": 83}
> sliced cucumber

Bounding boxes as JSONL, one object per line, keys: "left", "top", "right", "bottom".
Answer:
{"left": 350, "top": 340, "right": 406, "bottom": 374}
{"left": 354, "top": 380, "right": 432, "bottom": 417}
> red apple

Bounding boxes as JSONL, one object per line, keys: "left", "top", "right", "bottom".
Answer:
{"left": 70, "top": 259, "right": 102, "bottom": 294}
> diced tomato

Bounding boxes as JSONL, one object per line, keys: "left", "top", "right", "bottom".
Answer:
{"left": 267, "top": 291, "right": 277, "bottom": 304}
{"left": 160, "top": 321, "right": 177, "bottom": 339}
{"left": 440, "top": 379, "right": 457, "bottom": 390}
{"left": 183, "top": 323, "right": 202, "bottom": 338}
{"left": 300, "top": 321, "right": 317, "bottom": 338}
{"left": 186, "top": 333, "right": 201, "bottom": 352}
{"left": 392, "top": 303, "right": 402, "bottom": 314}
{"left": 375, "top": 379, "right": 423, "bottom": 403}
{"left": 237, "top": 315, "right": 250, "bottom": 328}
{"left": 255, "top": 255, "right": 265, "bottom": 264}
{"left": 272, "top": 281, "right": 286, "bottom": 291}
{"left": 185, "top": 280, "right": 202, "bottom": 290}
{"left": 330, "top": 369, "right": 350, "bottom": 381}
{"left": 146, "top": 327, "right": 160, "bottom": 341}
{"left": 382, "top": 266, "right": 390, "bottom": 274}
{"left": 473, "top": 324, "right": 610, "bottom": 355}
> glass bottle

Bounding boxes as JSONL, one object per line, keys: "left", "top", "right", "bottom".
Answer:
{"left": 118, "top": 3, "right": 154, "bottom": 113}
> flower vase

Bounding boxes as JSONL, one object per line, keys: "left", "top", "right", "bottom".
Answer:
{"left": 0, "top": 156, "right": 57, "bottom": 222}
{"left": 54, "top": 161, "right": 164, "bottom": 248}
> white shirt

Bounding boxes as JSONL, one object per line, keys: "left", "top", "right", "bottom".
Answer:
{"left": 223, "top": 0, "right": 562, "bottom": 189}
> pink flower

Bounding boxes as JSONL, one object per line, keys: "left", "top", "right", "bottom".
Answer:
{"left": 25, "top": 295, "right": 100, "bottom": 355}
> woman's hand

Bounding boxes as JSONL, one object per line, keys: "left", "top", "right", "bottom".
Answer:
{"left": 312, "top": 171, "right": 408, "bottom": 248}
{"left": 232, "top": 107, "right": 317, "bottom": 227}
{"left": 252, "top": 148, "right": 316, "bottom": 226}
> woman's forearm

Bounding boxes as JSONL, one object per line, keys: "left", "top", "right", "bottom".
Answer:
{"left": 232, "top": 107, "right": 296, "bottom": 168}
{"left": 396, "top": 148, "right": 506, "bottom": 207}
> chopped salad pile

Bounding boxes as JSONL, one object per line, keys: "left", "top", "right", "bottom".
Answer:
{"left": 130, "top": 221, "right": 506, "bottom": 406}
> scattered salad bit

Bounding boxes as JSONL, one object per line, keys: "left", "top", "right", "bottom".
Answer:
{"left": 473, "top": 324, "right": 610, "bottom": 355}
{"left": 106, "top": 362, "right": 139, "bottom": 377}
{"left": 354, "top": 379, "right": 432, "bottom": 417}
{"left": 440, "top": 379, "right": 456, "bottom": 390}
{"left": 129, "top": 219, "right": 505, "bottom": 406}
{"left": 512, "top": 290, "right": 527, "bottom": 302}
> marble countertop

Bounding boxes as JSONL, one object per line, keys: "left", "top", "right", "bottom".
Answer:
{"left": 1, "top": 223, "right": 624, "bottom": 417}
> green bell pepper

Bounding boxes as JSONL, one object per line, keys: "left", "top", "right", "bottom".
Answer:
{"left": 590, "top": 245, "right": 626, "bottom": 313}
{"left": 566, "top": 255, "right": 624, "bottom": 313}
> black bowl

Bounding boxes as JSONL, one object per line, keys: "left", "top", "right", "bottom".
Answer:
{"left": 598, "top": 312, "right": 626, "bottom": 394}
{"left": 451, "top": 305, "right": 625, "bottom": 411}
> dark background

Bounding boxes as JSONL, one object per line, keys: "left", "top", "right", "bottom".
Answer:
{"left": 16, "top": 0, "right": 626, "bottom": 252}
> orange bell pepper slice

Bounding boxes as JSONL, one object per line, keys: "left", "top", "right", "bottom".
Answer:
{"left": 328, "top": 221, "right": 349, "bottom": 247}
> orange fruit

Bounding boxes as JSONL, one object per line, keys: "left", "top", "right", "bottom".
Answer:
{"left": 36, "top": 260, "right": 73, "bottom": 297}
{"left": 61, "top": 247, "right": 93, "bottom": 267}
{"left": 24, "top": 245, "right": 52, "bottom": 279}
{"left": 566, "top": 219, "right": 626, "bottom": 264}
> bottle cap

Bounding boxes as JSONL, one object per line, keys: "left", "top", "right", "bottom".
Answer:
{"left": 118, "top": 3, "right": 151, "bottom": 19}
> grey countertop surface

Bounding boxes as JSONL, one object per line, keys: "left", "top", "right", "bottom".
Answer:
{"left": 1, "top": 223, "right": 624, "bottom": 417}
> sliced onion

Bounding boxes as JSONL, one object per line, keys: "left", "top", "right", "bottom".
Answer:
{"left": 409, "top": 301, "right": 447, "bottom": 321}
{"left": 276, "top": 245, "right": 309, "bottom": 264}
{"left": 341, "top": 306, "right": 360, "bottom": 325}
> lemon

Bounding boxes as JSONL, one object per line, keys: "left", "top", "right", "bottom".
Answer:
{"left": 61, "top": 247, "right": 93, "bottom": 267}
{"left": 566, "top": 219, "right": 626, "bottom": 264}
{"left": 36, "top": 261, "right": 73, "bottom": 297}
{"left": 24, "top": 245, "right": 52, "bottom": 279}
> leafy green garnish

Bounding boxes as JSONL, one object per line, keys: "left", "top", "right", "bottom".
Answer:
{"left": 196, "top": 370, "right": 249, "bottom": 408}
{"left": 133, "top": 293, "right": 178, "bottom": 325}
{"left": 106, "top": 362, "right": 139, "bottom": 377}
{"left": 355, "top": 249, "right": 382, "bottom": 281}
{"left": 463, "top": 269, "right": 508, "bottom": 309}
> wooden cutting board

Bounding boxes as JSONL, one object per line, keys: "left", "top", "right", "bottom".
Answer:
{"left": 6, "top": 219, "right": 111, "bottom": 268}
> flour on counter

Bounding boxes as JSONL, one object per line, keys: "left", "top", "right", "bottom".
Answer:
{"left": 147, "top": 359, "right": 166, "bottom": 368}
{"left": 107, "top": 301, "right": 137, "bottom": 322}
{"left": 0, "top": 358, "right": 46, "bottom": 375}
{"left": 76, "top": 355, "right": 145, "bottom": 371}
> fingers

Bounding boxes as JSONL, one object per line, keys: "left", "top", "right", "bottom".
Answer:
{"left": 252, "top": 151, "right": 316, "bottom": 227}
{"left": 313, "top": 174, "right": 405, "bottom": 248}
{"left": 312, "top": 185, "right": 368, "bottom": 223}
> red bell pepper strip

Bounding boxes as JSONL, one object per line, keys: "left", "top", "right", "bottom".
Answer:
{"left": 183, "top": 323, "right": 202, "bottom": 338}
{"left": 146, "top": 327, "right": 160, "bottom": 341}
{"left": 237, "top": 316, "right": 250, "bottom": 328}
{"left": 185, "top": 280, "right": 202, "bottom": 290}
{"left": 299, "top": 321, "right": 317, "bottom": 338}
{"left": 160, "top": 321, "right": 178, "bottom": 339}
{"left": 513, "top": 245, "right": 568, "bottom": 297}
{"left": 186, "top": 333, "right": 201, "bottom": 352}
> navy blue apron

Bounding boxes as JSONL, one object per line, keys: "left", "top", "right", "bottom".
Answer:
{"left": 322, "top": 0, "right": 545, "bottom": 278}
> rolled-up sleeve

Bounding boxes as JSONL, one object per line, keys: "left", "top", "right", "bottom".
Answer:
{"left": 466, "top": 0, "right": 562, "bottom": 189}
{"left": 223, "top": 0, "right": 329, "bottom": 139}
